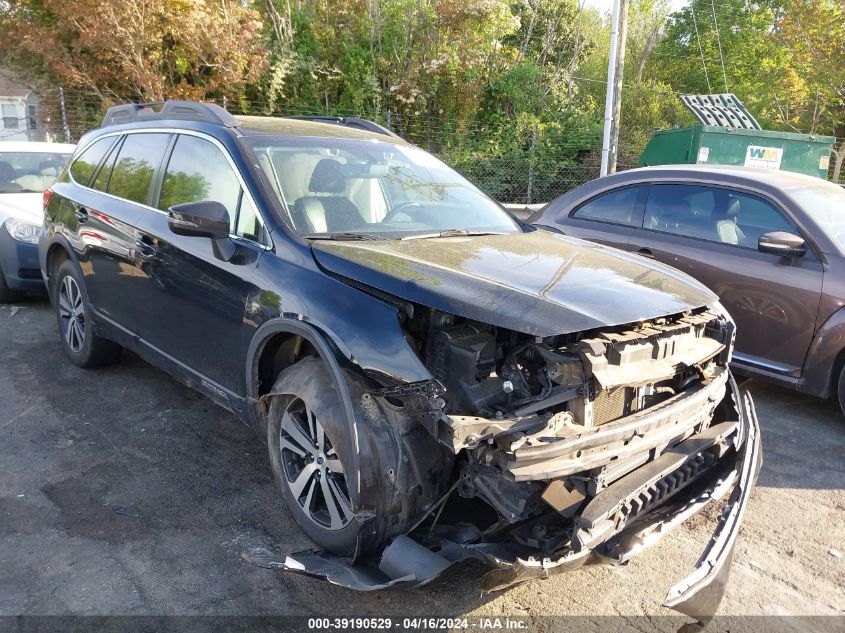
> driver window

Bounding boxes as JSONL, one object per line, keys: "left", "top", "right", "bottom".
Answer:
{"left": 159, "top": 134, "right": 266, "bottom": 243}
{"left": 159, "top": 135, "right": 240, "bottom": 217}
{"left": 644, "top": 184, "right": 799, "bottom": 249}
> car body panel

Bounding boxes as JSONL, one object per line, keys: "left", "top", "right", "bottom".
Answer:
{"left": 530, "top": 165, "right": 840, "bottom": 394}
{"left": 48, "top": 180, "right": 148, "bottom": 329}
{"left": 133, "top": 207, "right": 266, "bottom": 393}
{"left": 312, "top": 230, "right": 717, "bottom": 337}
{"left": 625, "top": 224, "right": 823, "bottom": 374}
{"left": 0, "top": 226, "right": 42, "bottom": 290}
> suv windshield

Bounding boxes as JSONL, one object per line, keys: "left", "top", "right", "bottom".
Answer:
{"left": 242, "top": 136, "right": 520, "bottom": 239}
{"left": 790, "top": 182, "right": 845, "bottom": 253}
{"left": 0, "top": 151, "right": 72, "bottom": 193}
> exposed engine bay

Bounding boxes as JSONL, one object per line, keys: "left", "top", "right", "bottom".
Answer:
{"left": 388, "top": 306, "right": 736, "bottom": 549}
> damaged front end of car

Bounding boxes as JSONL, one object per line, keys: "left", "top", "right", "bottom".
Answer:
{"left": 245, "top": 303, "right": 760, "bottom": 622}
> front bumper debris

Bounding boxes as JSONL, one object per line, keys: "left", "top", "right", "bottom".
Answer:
{"left": 243, "top": 377, "right": 761, "bottom": 623}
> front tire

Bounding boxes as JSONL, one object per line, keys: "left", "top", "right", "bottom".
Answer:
{"left": 266, "top": 356, "right": 451, "bottom": 559}
{"left": 267, "top": 357, "right": 361, "bottom": 557}
{"left": 837, "top": 365, "right": 845, "bottom": 416}
{"left": 54, "top": 260, "right": 122, "bottom": 368}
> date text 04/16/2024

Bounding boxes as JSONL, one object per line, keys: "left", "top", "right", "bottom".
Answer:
{"left": 307, "top": 618, "right": 529, "bottom": 630}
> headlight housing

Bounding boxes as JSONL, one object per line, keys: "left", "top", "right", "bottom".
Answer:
{"left": 4, "top": 218, "right": 44, "bottom": 244}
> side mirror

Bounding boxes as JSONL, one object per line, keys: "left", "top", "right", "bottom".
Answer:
{"left": 168, "top": 200, "right": 235, "bottom": 261}
{"left": 758, "top": 231, "right": 807, "bottom": 259}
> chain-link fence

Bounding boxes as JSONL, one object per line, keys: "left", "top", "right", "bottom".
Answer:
{"left": 8, "top": 87, "right": 845, "bottom": 204}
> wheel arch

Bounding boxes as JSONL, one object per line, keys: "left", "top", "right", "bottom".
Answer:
{"left": 799, "top": 306, "right": 845, "bottom": 399}
{"left": 245, "top": 317, "right": 364, "bottom": 497}
{"left": 43, "top": 237, "right": 81, "bottom": 301}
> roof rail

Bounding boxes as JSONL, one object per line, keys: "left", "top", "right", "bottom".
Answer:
{"left": 282, "top": 115, "right": 400, "bottom": 139}
{"left": 101, "top": 101, "right": 239, "bottom": 128}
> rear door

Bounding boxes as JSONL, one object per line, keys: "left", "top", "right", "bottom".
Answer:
{"left": 627, "top": 183, "right": 823, "bottom": 375}
{"left": 133, "top": 132, "right": 269, "bottom": 401}
{"left": 64, "top": 132, "right": 172, "bottom": 332}
{"left": 542, "top": 185, "right": 647, "bottom": 250}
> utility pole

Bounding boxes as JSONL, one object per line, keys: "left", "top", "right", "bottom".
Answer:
{"left": 600, "top": 0, "right": 629, "bottom": 177}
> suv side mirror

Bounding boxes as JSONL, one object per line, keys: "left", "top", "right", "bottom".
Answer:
{"left": 168, "top": 200, "right": 235, "bottom": 261}
{"left": 758, "top": 231, "right": 807, "bottom": 258}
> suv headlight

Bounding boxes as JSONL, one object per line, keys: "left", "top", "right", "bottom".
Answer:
{"left": 4, "top": 219, "right": 44, "bottom": 244}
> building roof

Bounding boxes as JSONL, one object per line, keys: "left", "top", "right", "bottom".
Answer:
{"left": 0, "top": 70, "right": 34, "bottom": 98}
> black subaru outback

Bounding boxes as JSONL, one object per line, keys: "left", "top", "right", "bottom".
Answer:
{"left": 40, "top": 101, "right": 759, "bottom": 618}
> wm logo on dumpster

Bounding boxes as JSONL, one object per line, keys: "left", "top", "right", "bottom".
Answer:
{"left": 744, "top": 145, "right": 783, "bottom": 170}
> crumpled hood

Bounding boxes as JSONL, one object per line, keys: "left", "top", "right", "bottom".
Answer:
{"left": 0, "top": 193, "right": 43, "bottom": 225}
{"left": 311, "top": 230, "right": 717, "bottom": 337}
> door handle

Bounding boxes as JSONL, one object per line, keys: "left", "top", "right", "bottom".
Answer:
{"left": 73, "top": 205, "right": 89, "bottom": 223}
{"left": 135, "top": 236, "right": 159, "bottom": 259}
{"left": 636, "top": 247, "right": 654, "bottom": 259}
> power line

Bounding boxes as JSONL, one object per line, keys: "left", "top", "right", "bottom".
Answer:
{"left": 709, "top": 0, "right": 730, "bottom": 92}
{"left": 690, "top": 7, "right": 712, "bottom": 92}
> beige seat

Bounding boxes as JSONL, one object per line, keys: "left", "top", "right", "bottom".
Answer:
{"left": 713, "top": 199, "right": 746, "bottom": 245}
{"left": 291, "top": 159, "right": 365, "bottom": 233}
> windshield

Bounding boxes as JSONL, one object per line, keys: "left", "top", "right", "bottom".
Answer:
{"left": 242, "top": 136, "right": 520, "bottom": 239}
{"left": 0, "top": 151, "right": 72, "bottom": 193}
{"left": 789, "top": 181, "right": 845, "bottom": 253}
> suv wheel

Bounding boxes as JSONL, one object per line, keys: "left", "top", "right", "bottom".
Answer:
{"left": 267, "top": 358, "right": 361, "bottom": 556}
{"left": 54, "top": 260, "right": 122, "bottom": 367}
{"left": 837, "top": 365, "right": 845, "bottom": 416}
{"left": 267, "top": 356, "right": 449, "bottom": 558}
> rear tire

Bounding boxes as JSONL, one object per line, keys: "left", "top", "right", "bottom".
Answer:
{"left": 54, "top": 260, "right": 122, "bottom": 368}
{"left": 837, "top": 365, "right": 845, "bottom": 417}
{"left": 0, "top": 264, "right": 19, "bottom": 304}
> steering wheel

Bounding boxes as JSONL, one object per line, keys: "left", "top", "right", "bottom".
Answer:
{"left": 382, "top": 201, "right": 424, "bottom": 224}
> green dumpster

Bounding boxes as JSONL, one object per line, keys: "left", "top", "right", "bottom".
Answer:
{"left": 639, "top": 94, "right": 835, "bottom": 179}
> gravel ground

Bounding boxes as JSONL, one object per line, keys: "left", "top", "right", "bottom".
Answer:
{"left": 0, "top": 301, "right": 843, "bottom": 630}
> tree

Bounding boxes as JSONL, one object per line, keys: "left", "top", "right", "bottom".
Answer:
{"left": 0, "top": 0, "right": 269, "bottom": 102}
{"left": 774, "top": 1, "right": 845, "bottom": 180}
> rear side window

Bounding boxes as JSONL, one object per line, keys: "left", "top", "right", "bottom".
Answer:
{"left": 572, "top": 186, "right": 642, "bottom": 226}
{"left": 107, "top": 133, "right": 170, "bottom": 205}
{"left": 91, "top": 137, "right": 121, "bottom": 192}
{"left": 69, "top": 137, "right": 117, "bottom": 186}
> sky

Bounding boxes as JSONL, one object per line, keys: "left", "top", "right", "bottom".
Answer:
{"left": 584, "top": 0, "right": 688, "bottom": 12}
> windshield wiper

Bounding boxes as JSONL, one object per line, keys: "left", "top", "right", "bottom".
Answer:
{"left": 401, "top": 229, "right": 508, "bottom": 240}
{"left": 304, "top": 232, "right": 382, "bottom": 241}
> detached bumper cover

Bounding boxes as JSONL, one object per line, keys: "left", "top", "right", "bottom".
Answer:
{"left": 663, "top": 389, "right": 761, "bottom": 619}
{"left": 244, "top": 378, "right": 761, "bottom": 622}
